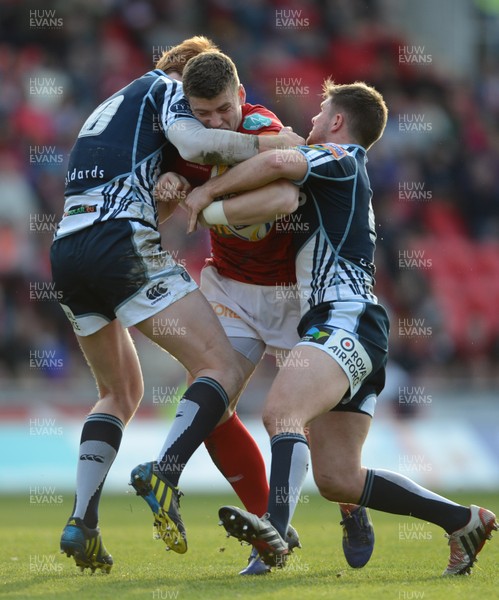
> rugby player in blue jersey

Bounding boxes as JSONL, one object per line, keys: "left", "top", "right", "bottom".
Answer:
{"left": 186, "top": 79, "right": 497, "bottom": 576}
{"left": 51, "top": 36, "right": 303, "bottom": 573}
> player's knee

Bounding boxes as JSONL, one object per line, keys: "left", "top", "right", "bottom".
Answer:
{"left": 128, "top": 378, "right": 144, "bottom": 414}
{"left": 99, "top": 377, "right": 143, "bottom": 423}
{"left": 230, "top": 361, "right": 246, "bottom": 394}
{"left": 120, "top": 391, "right": 143, "bottom": 423}
{"left": 314, "top": 474, "right": 345, "bottom": 502}
{"left": 262, "top": 409, "right": 274, "bottom": 436}
{"left": 314, "top": 470, "right": 359, "bottom": 503}
{"left": 262, "top": 404, "right": 295, "bottom": 437}
{"left": 209, "top": 361, "right": 245, "bottom": 401}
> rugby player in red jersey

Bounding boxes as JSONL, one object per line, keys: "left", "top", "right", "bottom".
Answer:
{"left": 156, "top": 51, "right": 375, "bottom": 574}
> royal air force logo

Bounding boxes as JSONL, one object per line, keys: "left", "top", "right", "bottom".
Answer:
{"left": 303, "top": 327, "right": 372, "bottom": 394}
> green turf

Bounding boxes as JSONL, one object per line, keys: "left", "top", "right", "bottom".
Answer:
{"left": 0, "top": 492, "right": 497, "bottom": 599}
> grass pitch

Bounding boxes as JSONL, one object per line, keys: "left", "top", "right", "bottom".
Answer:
{"left": 1, "top": 491, "right": 497, "bottom": 599}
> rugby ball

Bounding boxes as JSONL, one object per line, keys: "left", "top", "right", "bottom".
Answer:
{"left": 224, "top": 221, "right": 274, "bottom": 241}
{"left": 210, "top": 164, "right": 274, "bottom": 241}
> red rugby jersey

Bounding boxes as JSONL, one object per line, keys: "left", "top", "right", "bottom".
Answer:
{"left": 171, "top": 103, "right": 296, "bottom": 286}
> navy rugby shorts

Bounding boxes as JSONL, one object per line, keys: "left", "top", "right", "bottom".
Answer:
{"left": 50, "top": 219, "right": 197, "bottom": 336}
{"left": 296, "top": 301, "right": 389, "bottom": 417}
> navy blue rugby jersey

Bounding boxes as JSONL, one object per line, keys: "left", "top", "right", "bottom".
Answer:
{"left": 55, "top": 70, "right": 193, "bottom": 239}
{"left": 292, "top": 143, "right": 379, "bottom": 315}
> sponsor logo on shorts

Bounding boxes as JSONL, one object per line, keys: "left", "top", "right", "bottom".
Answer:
{"left": 60, "top": 304, "right": 81, "bottom": 332}
{"left": 327, "top": 331, "right": 372, "bottom": 390}
{"left": 340, "top": 337, "right": 354, "bottom": 351}
{"left": 146, "top": 280, "right": 170, "bottom": 304}
{"left": 301, "top": 326, "right": 329, "bottom": 344}
{"left": 180, "top": 271, "right": 191, "bottom": 282}
{"left": 302, "top": 327, "right": 372, "bottom": 391}
{"left": 211, "top": 303, "right": 241, "bottom": 319}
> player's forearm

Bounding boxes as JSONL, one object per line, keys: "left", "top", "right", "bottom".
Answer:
{"left": 168, "top": 119, "right": 258, "bottom": 164}
{"left": 203, "top": 151, "right": 284, "bottom": 201}
{"left": 185, "top": 149, "right": 306, "bottom": 233}
{"left": 221, "top": 180, "right": 299, "bottom": 225}
{"left": 257, "top": 134, "right": 292, "bottom": 152}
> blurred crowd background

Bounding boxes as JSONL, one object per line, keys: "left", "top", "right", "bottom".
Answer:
{"left": 1, "top": 0, "right": 498, "bottom": 414}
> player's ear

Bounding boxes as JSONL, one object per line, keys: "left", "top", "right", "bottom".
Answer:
{"left": 330, "top": 112, "right": 344, "bottom": 133}
{"left": 238, "top": 84, "right": 246, "bottom": 105}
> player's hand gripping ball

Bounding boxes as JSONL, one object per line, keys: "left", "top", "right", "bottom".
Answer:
{"left": 210, "top": 164, "right": 274, "bottom": 241}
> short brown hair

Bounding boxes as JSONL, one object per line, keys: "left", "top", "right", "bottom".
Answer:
{"left": 155, "top": 36, "right": 219, "bottom": 76}
{"left": 182, "top": 51, "right": 240, "bottom": 99}
{"left": 323, "top": 79, "right": 388, "bottom": 149}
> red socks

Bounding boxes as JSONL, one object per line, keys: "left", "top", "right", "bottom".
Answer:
{"left": 204, "top": 412, "right": 269, "bottom": 516}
